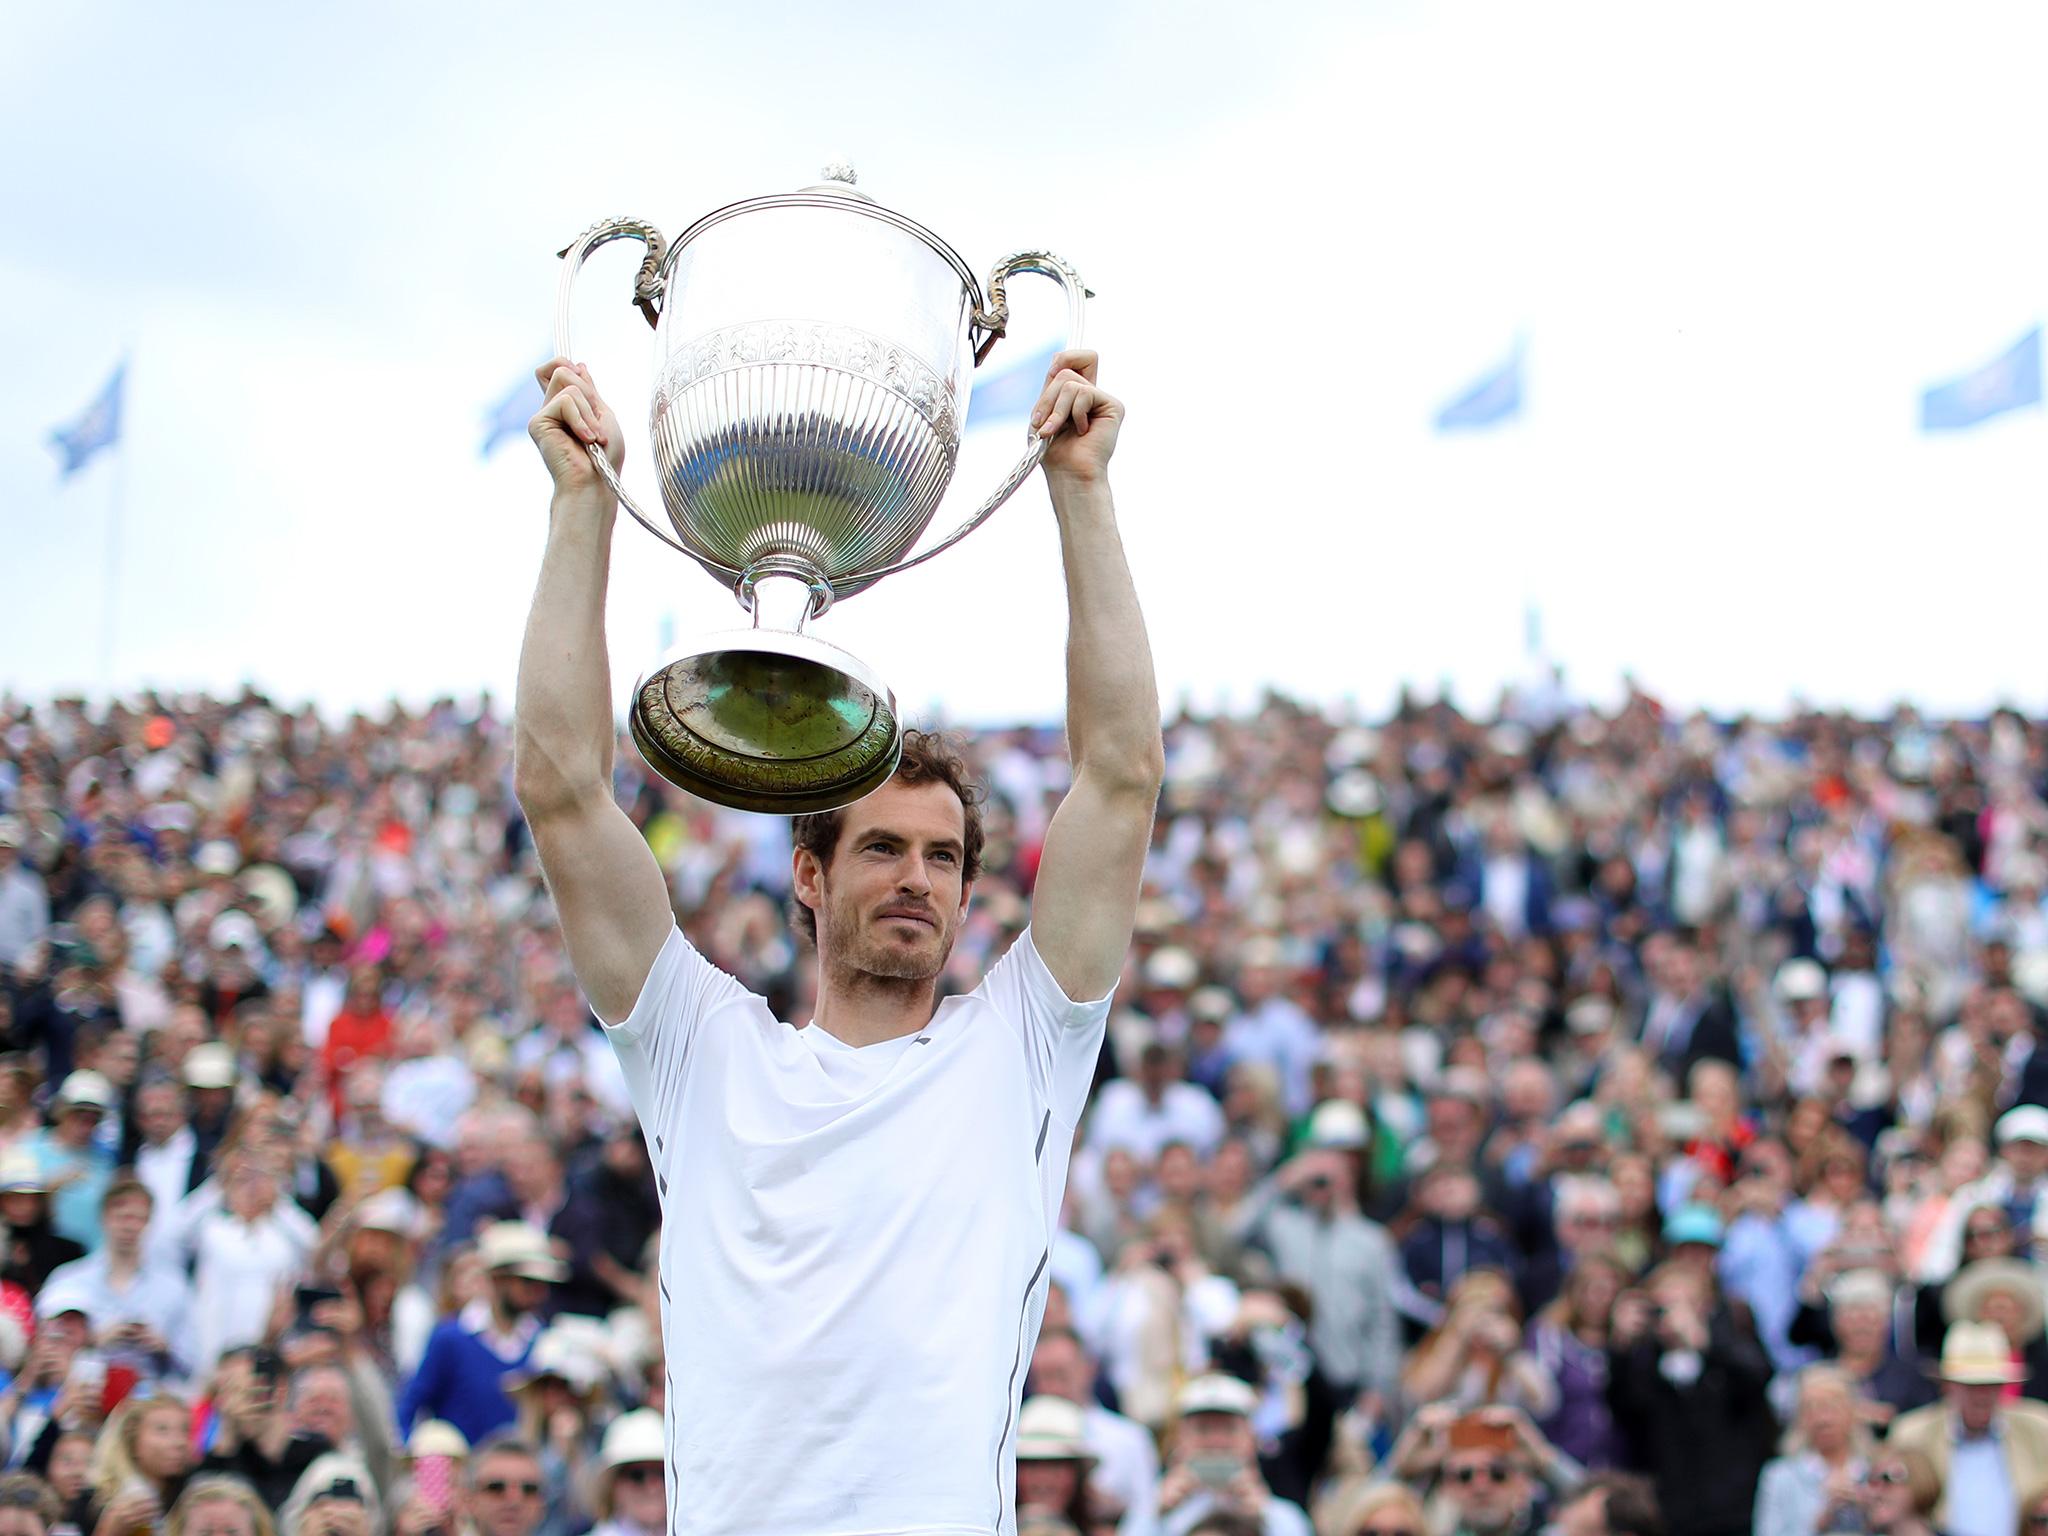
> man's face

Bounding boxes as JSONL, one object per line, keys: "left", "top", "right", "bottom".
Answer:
{"left": 1177, "top": 1410, "right": 1249, "bottom": 1459}
{"left": 1029, "top": 1334, "right": 1091, "bottom": 1403}
{"left": 1948, "top": 1380, "right": 2003, "bottom": 1435}
{"left": 1962, "top": 1210, "right": 2015, "bottom": 1261}
{"left": 1443, "top": 1451, "right": 1531, "bottom": 1535}
{"left": 56, "top": 1104, "right": 102, "bottom": 1146}
{"left": 101, "top": 1193, "right": 150, "bottom": 1253}
{"left": 290, "top": 1368, "right": 353, "bottom": 1444}
{"left": 468, "top": 1453, "right": 546, "bottom": 1536}
{"left": 2007, "top": 1138, "right": 2048, "bottom": 1183}
{"left": 492, "top": 1271, "right": 548, "bottom": 1320}
{"left": 800, "top": 779, "right": 972, "bottom": 982}
{"left": 136, "top": 1083, "right": 185, "bottom": 1145}
{"left": 610, "top": 1462, "right": 665, "bottom": 1530}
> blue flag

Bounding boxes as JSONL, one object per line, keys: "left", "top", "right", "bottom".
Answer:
{"left": 48, "top": 363, "right": 125, "bottom": 478}
{"left": 482, "top": 363, "right": 547, "bottom": 457}
{"left": 967, "top": 343, "right": 1061, "bottom": 429}
{"left": 1435, "top": 344, "right": 1523, "bottom": 432}
{"left": 1921, "top": 327, "right": 2042, "bottom": 431}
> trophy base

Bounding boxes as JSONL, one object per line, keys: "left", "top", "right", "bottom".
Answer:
{"left": 629, "top": 629, "right": 903, "bottom": 815}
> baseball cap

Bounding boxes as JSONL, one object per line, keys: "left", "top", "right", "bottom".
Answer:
{"left": 1998, "top": 1105, "right": 2048, "bottom": 1147}
{"left": 0, "top": 1150, "right": 46, "bottom": 1195}
{"left": 599, "top": 1409, "right": 665, "bottom": 1471}
{"left": 1774, "top": 960, "right": 1828, "bottom": 1003}
{"left": 1176, "top": 1373, "right": 1256, "bottom": 1418}
{"left": 1663, "top": 1203, "right": 1725, "bottom": 1248}
{"left": 54, "top": 1071, "right": 115, "bottom": 1112}
{"left": 183, "top": 1042, "right": 238, "bottom": 1091}
{"left": 1306, "top": 1100, "right": 1369, "bottom": 1151}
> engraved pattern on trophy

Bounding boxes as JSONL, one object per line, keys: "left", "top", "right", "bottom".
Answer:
{"left": 650, "top": 320, "right": 963, "bottom": 588}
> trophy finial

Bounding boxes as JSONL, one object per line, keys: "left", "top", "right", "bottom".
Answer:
{"left": 820, "top": 160, "right": 858, "bottom": 187}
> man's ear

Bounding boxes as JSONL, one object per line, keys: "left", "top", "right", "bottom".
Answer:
{"left": 957, "top": 879, "right": 975, "bottom": 920}
{"left": 792, "top": 846, "right": 824, "bottom": 914}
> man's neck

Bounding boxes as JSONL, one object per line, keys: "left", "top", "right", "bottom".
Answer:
{"left": 104, "top": 1245, "right": 140, "bottom": 1281}
{"left": 810, "top": 962, "right": 939, "bottom": 1048}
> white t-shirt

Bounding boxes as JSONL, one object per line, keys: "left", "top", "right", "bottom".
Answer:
{"left": 606, "top": 924, "right": 1110, "bottom": 1536}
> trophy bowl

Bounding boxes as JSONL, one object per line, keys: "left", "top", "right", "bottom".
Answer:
{"left": 554, "top": 164, "right": 1087, "bottom": 814}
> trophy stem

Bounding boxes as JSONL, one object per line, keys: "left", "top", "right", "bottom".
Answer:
{"left": 744, "top": 570, "right": 831, "bottom": 634}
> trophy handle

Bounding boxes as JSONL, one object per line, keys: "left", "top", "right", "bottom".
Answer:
{"left": 552, "top": 217, "right": 726, "bottom": 567}
{"left": 856, "top": 250, "right": 1090, "bottom": 586}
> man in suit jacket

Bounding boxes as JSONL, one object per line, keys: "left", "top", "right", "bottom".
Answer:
{"left": 1638, "top": 938, "right": 1740, "bottom": 1085}
{"left": 1889, "top": 1322, "right": 2048, "bottom": 1536}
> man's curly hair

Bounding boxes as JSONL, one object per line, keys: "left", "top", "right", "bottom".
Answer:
{"left": 788, "top": 729, "right": 986, "bottom": 946}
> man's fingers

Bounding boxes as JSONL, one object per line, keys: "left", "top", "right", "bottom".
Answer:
{"left": 535, "top": 357, "right": 572, "bottom": 390}
{"left": 1046, "top": 348, "right": 1098, "bottom": 385}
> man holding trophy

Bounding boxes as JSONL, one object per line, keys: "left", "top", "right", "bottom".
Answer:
{"left": 513, "top": 327, "right": 1161, "bottom": 1536}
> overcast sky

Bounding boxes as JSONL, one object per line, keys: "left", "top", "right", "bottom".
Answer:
{"left": 4, "top": 1, "right": 2044, "bottom": 727}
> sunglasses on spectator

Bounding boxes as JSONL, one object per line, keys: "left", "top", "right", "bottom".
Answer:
{"left": 615, "top": 1466, "right": 661, "bottom": 1487}
{"left": 1967, "top": 1223, "right": 2009, "bottom": 1240}
{"left": 479, "top": 1481, "right": 541, "bottom": 1498}
{"left": 1451, "top": 1464, "right": 1511, "bottom": 1485}
{"left": 1866, "top": 1468, "right": 1908, "bottom": 1487}
{"left": 2026, "top": 1514, "right": 2048, "bottom": 1531}
{"left": 1357, "top": 1526, "right": 1419, "bottom": 1536}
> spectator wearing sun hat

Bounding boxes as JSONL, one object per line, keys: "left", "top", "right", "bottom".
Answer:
{"left": 1158, "top": 1373, "right": 1311, "bottom": 1536}
{"left": 23, "top": 1071, "right": 117, "bottom": 1251}
{"left": 586, "top": 1410, "right": 665, "bottom": 1536}
{"left": 1940, "top": 1255, "right": 2048, "bottom": 1401}
{"left": 397, "top": 1223, "right": 563, "bottom": 1445}
{"left": 0, "top": 1149, "right": 82, "bottom": 1294}
{"left": 1014, "top": 1395, "right": 1100, "bottom": 1532}
{"left": 1889, "top": 1322, "right": 2048, "bottom": 1536}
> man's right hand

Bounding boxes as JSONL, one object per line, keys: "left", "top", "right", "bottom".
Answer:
{"left": 529, "top": 359, "right": 625, "bottom": 503}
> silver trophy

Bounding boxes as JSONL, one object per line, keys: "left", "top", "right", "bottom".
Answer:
{"left": 554, "top": 163, "right": 1088, "bottom": 814}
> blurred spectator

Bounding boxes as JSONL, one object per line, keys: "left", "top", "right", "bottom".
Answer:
{"left": 38, "top": 1176, "right": 190, "bottom": 1383}
{"left": 1888, "top": 1323, "right": 2048, "bottom": 1536}
{"left": 455, "top": 1437, "right": 546, "bottom": 1536}
{"left": 1157, "top": 1375, "right": 1310, "bottom": 1536}
{"left": 1029, "top": 1326, "right": 1159, "bottom": 1536}
{"left": 584, "top": 1412, "right": 663, "bottom": 1536}
{"left": 398, "top": 1224, "right": 561, "bottom": 1445}
{"left": 1016, "top": 1396, "right": 1101, "bottom": 1531}
{"left": 83, "top": 1393, "right": 193, "bottom": 1536}
{"left": 546, "top": 1127, "right": 655, "bottom": 1323}
{"left": 0, "top": 823, "right": 50, "bottom": 976}
{"left": 198, "top": 1349, "right": 330, "bottom": 1511}
{"left": 1550, "top": 1473, "right": 1662, "bottom": 1536}
{"left": 165, "top": 1475, "right": 277, "bottom": 1536}
{"left": 1752, "top": 1365, "right": 1872, "bottom": 1536}
{"left": 0, "top": 1472, "right": 62, "bottom": 1536}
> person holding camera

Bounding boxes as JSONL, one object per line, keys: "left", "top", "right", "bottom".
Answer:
{"left": 1243, "top": 1105, "right": 1401, "bottom": 1411}
{"left": 38, "top": 1178, "right": 191, "bottom": 1386}
{"left": 1156, "top": 1375, "right": 1311, "bottom": 1536}
{"left": 276, "top": 1459, "right": 379, "bottom": 1536}
{"left": 1386, "top": 1403, "right": 1583, "bottom": 1536}
{"left": 198, "top": 1350, "right": 331, "bottom": 1512}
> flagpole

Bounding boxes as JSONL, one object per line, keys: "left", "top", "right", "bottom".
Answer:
{"left": 100, "top": 423, "right": 127, "bottom": 699}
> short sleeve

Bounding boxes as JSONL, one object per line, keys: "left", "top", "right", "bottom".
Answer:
{"left": 601, "top": 925, "right": 751, "bottom": 1139}
{"left": 974, "top": 926, "right": 1114, "bottom": 1127}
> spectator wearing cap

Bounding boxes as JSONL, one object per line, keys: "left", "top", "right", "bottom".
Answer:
{"left": 183, "top": 1036, "right": 243, "bottom": 1183}
{"left": 0, "top": 1153, "right": 82, "bottom": 1294}
{"left": 1889, "top": 1322, "right": 2048, "bottom": 1536}
{"left": 23, "top": 1073, "right": 116, "bottom": 1252}
{"left": 1955, "top": 1105, "right": 2048, "bottom": 1252}
{"left": 1607, "top": 1262, "right": 1776, "bottom": 1536}
{"left": 1941, "top": 1255, "right": 2048, "bottom": 1401}
{"left": 38, "top": 1176, "right": 191, "bottom": 1383}
{"left": 1157, "top": 1374, "right": 1311, "bottom": 1536}
{"left": 1089, "top": 1041, "right": 1226, "bottom": 1164}
{"left": 583, "top": 1411, "right": 663, "bottom": 1536}
{"left": 1029, "top": 1325, "right": 1159, "bottom": 1536}
{"left": 1246, "top": 1103, "right": 1401, "bottom": 1407}
{"left": 502, "top": 1325, "right": 606, "bottom": 1536}
{"left": 1, "top": 1298, "right": 88, "bottom": 1468}
{"left": 546, "top": 1123, "right": 656, "bottom": 1323}
{"left": 397, "top": 1223, "right": 561, "bottom": 1445}
{"left": 1015, "top": 1396, "right": 1100, "bottom": 1532}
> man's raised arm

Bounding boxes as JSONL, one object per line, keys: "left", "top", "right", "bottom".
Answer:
{"left": 513, "top": 359, "right": 675, "bottom": 1024}
{"left": 1023, "top": 351, "right": 1166, "bottom": 1002}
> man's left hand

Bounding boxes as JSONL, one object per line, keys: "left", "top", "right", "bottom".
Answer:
{"left": 1031, "top": 350, "right": 1121, "bottom": 484}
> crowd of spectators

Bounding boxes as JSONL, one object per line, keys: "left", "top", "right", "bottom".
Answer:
{"left": 6, "top": 680, "right": 2048, "bottom": 1536}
